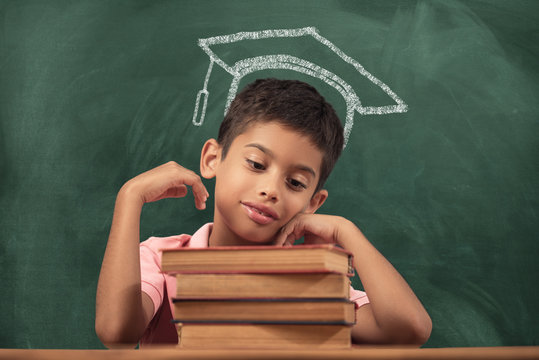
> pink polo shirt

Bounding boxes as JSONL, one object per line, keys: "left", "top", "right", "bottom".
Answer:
{"left": 139, "top": 223, "right": 369, "bottom": 345}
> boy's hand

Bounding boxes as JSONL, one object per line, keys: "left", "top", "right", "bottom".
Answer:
{"left": 122, "top": 161, "right": 209, "bottom": 209}
{"left": 275, "top": 214, "right": 349, "bottom": 247}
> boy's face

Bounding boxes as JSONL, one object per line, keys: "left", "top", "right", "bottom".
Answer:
{"left": 201, "top": 122, "right": 327, "bottom": 246}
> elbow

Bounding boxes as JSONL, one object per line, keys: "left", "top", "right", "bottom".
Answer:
{"left": 400, "top": 313, "right": 432, "bottom": 346}
{"left": 95, "top": 318, "right": 139, "bottom": 349}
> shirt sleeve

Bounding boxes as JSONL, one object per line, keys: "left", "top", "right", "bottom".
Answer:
{"left": 139, "top": 233, "right": 194, "bottom": 319}
{"left": 140, "top": 239, "right": 166, "bottom": 318}
{"left": 350, "top": 286, "right": 370, "bottom": 308}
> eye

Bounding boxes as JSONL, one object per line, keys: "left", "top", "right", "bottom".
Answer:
{"left": 246, "top": 159, "right": 265, "bottom": 171}
{"left": 288, "top": 178, "right": 307, "bottom": 191}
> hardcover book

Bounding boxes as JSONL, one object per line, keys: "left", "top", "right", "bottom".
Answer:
{"left": 176, "top": 323, "right": 351, "bottom": 349}
{"left": 173, "top": 298, "right": 356, "bottom": 324}
{"left": 174, "top": 272, "right": 351, "bottom": 299}
{"left": 161, "top": 244, "right": 353, "bottom": 275}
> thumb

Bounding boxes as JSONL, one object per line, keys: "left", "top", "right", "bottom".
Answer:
{"left": 274, "top": 228, "right": 295, "bottom": 247}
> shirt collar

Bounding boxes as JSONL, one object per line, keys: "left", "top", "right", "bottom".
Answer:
{"left": 188, "top": 223, "right": 213, "bottom": 248}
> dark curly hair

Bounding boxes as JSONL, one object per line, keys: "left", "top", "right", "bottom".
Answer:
{"left": 217, "top": 78, "right": 344, "bottom": 193}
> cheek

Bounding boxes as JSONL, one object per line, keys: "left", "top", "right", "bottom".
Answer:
{"left": 215, "top": 166, "right": 250, "bottom": 198}
{"left": 283, "top": 195, "right": 313, "bottom": 218}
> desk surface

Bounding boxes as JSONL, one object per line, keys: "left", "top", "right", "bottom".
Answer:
{"left": 1, "top": 346, "right": 538, "bottom": 360}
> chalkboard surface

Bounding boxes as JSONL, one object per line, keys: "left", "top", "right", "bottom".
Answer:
{"left": 1, "top": 0, "right": 538, "bottom": 349}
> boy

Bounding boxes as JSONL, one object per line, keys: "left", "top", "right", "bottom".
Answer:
{"left": 95, "top": 79, "right": 432, "bottom": 347}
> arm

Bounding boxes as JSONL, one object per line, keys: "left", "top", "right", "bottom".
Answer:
{"left": 95, "top": 162, "right": 208, "bottom": 348}
{"left": 277, "top": 214, "right": 432, "bottom": 345}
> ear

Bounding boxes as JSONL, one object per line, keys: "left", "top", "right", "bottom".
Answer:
{"left": 304, "top": 189, "right": 328, "bottom": 214}
{"left": 200, "top": 139, "right": 221, "bottom": 179}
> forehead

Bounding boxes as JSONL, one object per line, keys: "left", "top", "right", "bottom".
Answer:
{"left": 229, "top": 122, "right": 323, "bottom": 173}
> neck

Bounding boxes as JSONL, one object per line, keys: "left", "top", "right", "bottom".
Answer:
{"left": 209, "top": 214, "right": 275, "bottom": 247}
{"left": 208, "top": 222, "right": 256, "bottom": 247}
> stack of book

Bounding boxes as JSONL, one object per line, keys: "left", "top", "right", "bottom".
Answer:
{"left": 161, "top": 244, "right": 356, "bottom": 349}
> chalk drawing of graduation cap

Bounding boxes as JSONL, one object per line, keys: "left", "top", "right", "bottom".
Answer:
{"left": 192, "top": 26, "right": 408, "bottom": 147}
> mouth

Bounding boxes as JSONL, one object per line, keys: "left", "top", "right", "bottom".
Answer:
{"left": 241, "top": 202, "right": 279, "bottom": 225}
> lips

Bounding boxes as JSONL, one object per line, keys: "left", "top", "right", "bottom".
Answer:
{"left": 241, "top": 202, "right": 279, "bottom": 225}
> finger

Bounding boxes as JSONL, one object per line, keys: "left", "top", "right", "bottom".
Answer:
{"left": 145, "top": 183, "right": 188, "bottom": 202}
{"left": 274, "top": 230, "right": 288, "bottom": 246}
{"left": 303, "top": 233, "right": 328, "bottom": 245}
{"left": 192, "top": 181, "right": 209, "bottom": 210}
{"left": 283, "top": 234, "right": 296, "bottom": 247}
{"left": 276, "top": 222, "right": 303, "bottom": 247}
{"left": 177, "top": 170, "right": 209, "bottom": 210}
{"left": 163, "top": 184, "right": 188, "bottom": 199}
{"left": 275, "top": 225, "right": 294, "bottom": 246}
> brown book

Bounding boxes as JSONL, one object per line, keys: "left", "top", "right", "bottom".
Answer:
{"left": 173, "top": 298, "right": 356, "bottom": 324}
{"left": 174, "top": 272, "right": 350, "bottom": 299}
{"left": 176, "top": 323, "right": 351, "bottom": 349}
{"left": 161, "top": 244, "right": 353, "bottom": 275}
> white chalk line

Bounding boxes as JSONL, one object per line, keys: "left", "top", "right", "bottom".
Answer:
{"left": 191, "top": 27, "right": 408, "bottom": 147}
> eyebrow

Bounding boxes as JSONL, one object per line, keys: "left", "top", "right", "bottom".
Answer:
{"left": 245, "top": 143, "right": 317, "bottom": 178}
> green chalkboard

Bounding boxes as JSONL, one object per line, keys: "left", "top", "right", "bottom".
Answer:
{"left": 1, "top": 0, "right": 538, "bottom": 349}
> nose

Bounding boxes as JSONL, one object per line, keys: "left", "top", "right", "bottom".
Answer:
{"left": 258, "top": 173, "right": 280, "bottom": 202}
